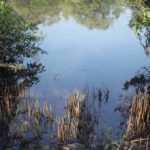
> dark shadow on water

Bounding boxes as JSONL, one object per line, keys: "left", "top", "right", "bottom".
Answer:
{"left": 0, "top": 3, "right": 46, "bottom": 149}
{"left": 115, "top": 66, "right": 150, "bottom": 141}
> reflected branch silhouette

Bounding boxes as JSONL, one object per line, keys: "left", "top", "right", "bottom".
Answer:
{"left": 124, "top": 66, "right": 150, "bottom": 92}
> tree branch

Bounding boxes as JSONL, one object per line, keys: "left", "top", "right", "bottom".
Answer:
{"left": 0, "top": 63, "right": 19, "bottom": 70}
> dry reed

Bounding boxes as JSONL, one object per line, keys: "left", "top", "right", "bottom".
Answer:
{"left": 125, "top": 88, "right": 150, "bottom": 140}
{"left": 56, "top": 89, "right": 100, "bottom": 146}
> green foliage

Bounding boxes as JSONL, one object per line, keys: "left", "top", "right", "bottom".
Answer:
{"left": 102, "top": 128, "right": 124, "bottom": 150}
{"left": 129, "top": 2, "right": 150, "bottom": 56}
{"left": 10, "top": 0, "right": 150, "bottom": 31}
{"left": 0, "top": 3, "right": 46, "bottom": 87}
{"left": 0, "top": 0, "right": 3, "bottom": 9}
{"left": 0, "top": 3, "right": 46, "bottom": 140}
{"left": 125, "top": 0, "right": 146, "bottom": 8}
{"left": 11, "top": 0, "right": 125, "bottom": 30}
{"left": 130, "top": 7, "right": 150, "bottom": 34}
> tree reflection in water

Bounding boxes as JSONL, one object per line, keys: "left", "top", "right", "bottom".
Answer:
{"left": 11, "top": 0, "right": 150, "bottom": 56}
{"left": 0, "top": 3, "right": 46, "bottom": 148}
{"left": 115, "top": 66, "right": 150, "bottom": 140}
{"left": 0, "top": 0, "right": 150, "bottom": 149}
{"left": 11, "top": 0, "right": 125, "bottom": 29}
{"left": 124, "top": 67, "right": 150, "bottom": 93}
{"left": 116, "top": 2, "right": 150, "bottom": 137}
{"left": 129, "top": 1, "right": 150, "bottom": 56}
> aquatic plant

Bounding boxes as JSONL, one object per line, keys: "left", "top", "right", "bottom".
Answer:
{"left": 0, "top": 86, "right": 114, "bottom": 149}
{"left": 56, "top": 87, "right": 109, "bottom": 147}
{"left": 56, "top": 90, "right": 88, "bottom": 143}
{"left": 9, "top": 92, "right": 54, "bottom": 140}
{"left": 124, "top": 88, "right": 150, "bottom": 140}
{"left": 102, "top": 128, "right": 124, "bottom": 150}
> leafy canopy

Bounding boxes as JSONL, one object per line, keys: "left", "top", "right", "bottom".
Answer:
{"left": 0, "top": 2, "right": 46, "bottom": 87}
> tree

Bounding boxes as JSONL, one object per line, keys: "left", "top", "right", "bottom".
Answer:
{"left": 125, "top": 0, "right": 150, "bottom": 56}
{"left": 130, "top": 7, "right": 150, "bottom": 56}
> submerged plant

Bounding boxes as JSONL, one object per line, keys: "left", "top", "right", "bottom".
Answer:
{"left": 102, "top": 128, "right": 124, "bottom": 150}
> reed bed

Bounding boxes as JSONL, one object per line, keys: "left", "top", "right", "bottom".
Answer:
{"left": 56, "top": 91, "right": 86, "bottom": 143}
{"left": 56, "top": 88, "right": 108, "bottom": 146}
{"left": 1, "top": 84, "right": 150, "bottom": 150}
{"left": 129, "top": 138, "right": 150, "bottom": 150}
{"left": 3, "top": 84, "right": 150, "bottom": 150}
{"left": 0, "top": 84, "right": 22, "bottom": 117}
{"left": 9, "top": 95, "right": 54, "bottom": 139}
{"left": 125, "top": 88, "right": 150, "bottom": 140}
{"left": 0, "top": 86, "right": 110, "bottom": 149}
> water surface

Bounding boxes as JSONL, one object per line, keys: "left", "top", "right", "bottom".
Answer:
{"left": 29, "top": 8, "right": 149, "bottom": 134}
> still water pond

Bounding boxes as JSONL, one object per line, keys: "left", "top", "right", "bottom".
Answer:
{"left": 1, "top": 1, "right": 150, "bottom": 149}
{"left": 27, "top": 8, "right": 149, "bottom": 134}
{"left": 0, "top": 0, "right": 150, "bottom": 150}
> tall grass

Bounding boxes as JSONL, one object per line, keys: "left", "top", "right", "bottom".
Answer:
{"left": 56, "top": 90, "right": 87, "bottom": 143}
{"left": 56, "top": 87, "right": 109, "bottom": 146}
{"left": 0, "top": 86, "right": 110, "bottom": 149}
{"left": 9, "top": 95, "right": 54, "bottom": 139}
{"left": 125, "top": 88, "right": 150, "bottom": 139}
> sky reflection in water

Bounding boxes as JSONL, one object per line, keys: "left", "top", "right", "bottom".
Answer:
{"left": 32, "top": 9, "right": 149, "bottom": 134}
